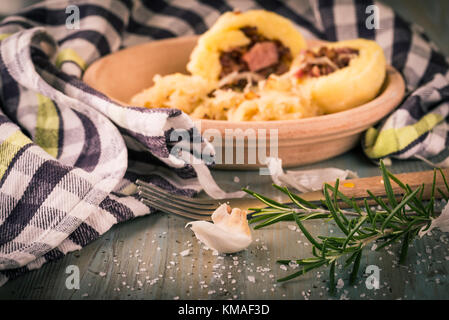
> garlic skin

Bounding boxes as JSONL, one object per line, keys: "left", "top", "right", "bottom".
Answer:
{"left": 265, "top": 157, "right": 358, "bottom": 193}
{"left": 186, "top": 204, "right": 252, "bottom": 254}
{"left": 419, "top": 201, "right": 449, "bottom": 238}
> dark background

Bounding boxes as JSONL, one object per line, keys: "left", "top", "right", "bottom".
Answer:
{"left": 1, "top": 0, "right": 448, "bottom": 55}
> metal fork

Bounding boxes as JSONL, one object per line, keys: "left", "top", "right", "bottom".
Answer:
{"left": 136, "top": 180, "right": 218, "bottom": 221}
{"left": 135, "top": 179, "right": 295, "bottom": 221}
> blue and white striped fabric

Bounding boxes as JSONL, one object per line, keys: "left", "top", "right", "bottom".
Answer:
{"left": 0, "top": 0, "right": 448, "bottom": 286}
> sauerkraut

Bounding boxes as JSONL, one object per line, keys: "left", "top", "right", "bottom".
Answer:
{"left": 129, "top": 73, "right": 214, "bottom": 114}
{"left": 130, "top": 71, "right": 320, "bottom": 121}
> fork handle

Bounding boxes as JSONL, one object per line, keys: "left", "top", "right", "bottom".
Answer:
{"left": 329, "top": 169, "right": 449, "bottom": 201}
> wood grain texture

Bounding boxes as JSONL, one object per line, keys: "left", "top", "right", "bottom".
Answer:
{"left": 0, "top": 148, "right": 447, "bottom": 300}
{"left": 334, "top": 168, "right": 449, "bottom": 200}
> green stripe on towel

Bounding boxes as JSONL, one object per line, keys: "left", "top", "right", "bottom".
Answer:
{"left": 364, "top": 113, "right": 444, "bottom": 158}
{"left": 0, "top": 130, "right": 32, "bottom": 180}
{"left": 55, "top": 48, "right": 86, "bottom": 70}
{"left": 0, "top": 34, "right": 11, "bottom": 41}
{"left": 35, "top": 94, "right": 60, "bottom": 158}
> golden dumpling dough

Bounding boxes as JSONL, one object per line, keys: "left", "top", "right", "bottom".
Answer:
{"left": 293, "top": 39, "right": 386, "bottom": 114}
{"left": 187, "top": 10, "right": 307, "bottom": 83}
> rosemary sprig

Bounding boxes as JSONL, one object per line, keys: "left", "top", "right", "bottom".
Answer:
{"left": 243, "top": 161, "right": 449, "bottom": 294}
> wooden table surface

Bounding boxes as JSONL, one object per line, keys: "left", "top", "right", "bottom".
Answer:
{"left": 0, "top": 146, "right": 448, "bottom": 300}
{"left": 0, "top": 0, "right": 448, "bottom": 302}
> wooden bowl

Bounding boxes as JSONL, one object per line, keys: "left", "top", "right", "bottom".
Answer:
{"left": 83, "top": 36, "right": 405, "bottom": 170}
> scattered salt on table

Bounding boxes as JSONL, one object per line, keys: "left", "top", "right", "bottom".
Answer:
{"left": 180, "top": 249, "right": 190, "bottom": 257}
{"left": 336, "top": 278, "right": 344, "bottom": 289}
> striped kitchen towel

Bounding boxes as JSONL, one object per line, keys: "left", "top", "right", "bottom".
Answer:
{"left": 0, "top": 0, "right": 448, "bottom": 286}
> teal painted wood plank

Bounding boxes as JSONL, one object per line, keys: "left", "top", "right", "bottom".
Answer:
{"left": 0, "top": 149, "right": 447, "bottom": 300}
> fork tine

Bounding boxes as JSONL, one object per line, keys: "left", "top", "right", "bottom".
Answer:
{"left": 138, "top": 188, "right": 217, "bottom": 212}
{"left": 136, "top": 180, "right": 216, "bottom": 206}
{"left": 139, "top": 190, "right": 214, "bottom": 217}
{"left": 140, "top": 198, "right": 211, "bottom": 221}
{"left": 136, "top": 179, "right": 218, "bottom": 220}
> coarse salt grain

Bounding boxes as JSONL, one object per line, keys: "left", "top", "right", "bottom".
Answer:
{"left": 180, "top": 249, "right": 190, "bottom": 257}
{"left": 336, "top": 278, "right": 344, "bottom": 289}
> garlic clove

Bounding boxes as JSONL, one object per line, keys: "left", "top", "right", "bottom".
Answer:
{"left": 186, "top": 204, "right": 252, "bottom": 254}
{"left": 211, "top": 204, "right": 251, "bottom": 236}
